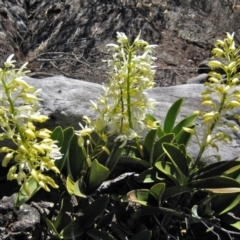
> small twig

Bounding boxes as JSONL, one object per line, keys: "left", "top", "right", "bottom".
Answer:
{"left": 153, "top": 214, "right": 179, "bottom": 240}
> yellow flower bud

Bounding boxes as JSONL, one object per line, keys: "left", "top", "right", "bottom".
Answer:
{"left": 2, "top": 152, "right": 14, "bottom": 167}
{"left": 208, "top": 60, "right": 222, "bottom": 69}
{"left": 227, "top": 100, "right": 240, "bottom": 108}
{"left": 29, "top": 114, "right": 48, "bottom": 123}
{"left": 32, "top": 144, "right": 45, "bottom": 154}
{"left": 19, "top": 144, "right": 28, "bottom": 154}
{"left": 38, "top": 181, "right": 50, "bottom": 192}
{"left": 25, "top": 129, "right": 36, "bottom": 139}
{"left": 31, "top": 169, "right": 39, "bottom": 182}
{"left": 182, "top": 127, "right": 196, "bottom": 135}
{"left": 206, "top": 135, "right": 212, "bottom": 144}
{"left": 0, "top": 147, "right": 10, "bottom": 153}
{"left": 45, "top": 176, "right": 59, "bottom": 188}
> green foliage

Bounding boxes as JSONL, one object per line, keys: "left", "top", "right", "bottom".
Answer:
{"left": 1, "top": 32, "right": 240, "bottom": 239}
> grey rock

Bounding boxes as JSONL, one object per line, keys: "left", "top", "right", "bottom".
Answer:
{"left": 187, "top": 73, "right": 208, "bottom": 84}
{"left": 0, "top": 194, "right": 41, "bottom": 239}
{"left": 23, "top": 75, "right": 240, "bottom": 163}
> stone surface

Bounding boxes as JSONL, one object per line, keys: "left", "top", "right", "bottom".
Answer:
{"left": 23, "top": 75, "right": 240, "bottom": 163}
{"left": 0, "top": 194, "right": 41, "bottom": 240}
{"left": 0, "top": 0, "right": 240, "bottom": 86}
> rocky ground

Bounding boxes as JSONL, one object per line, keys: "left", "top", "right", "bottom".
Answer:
{"left": 0, "top": 0, "right": 240, "bottom": 87}
{"left": 1, "top": 0, "right": 240, "bottom": 239}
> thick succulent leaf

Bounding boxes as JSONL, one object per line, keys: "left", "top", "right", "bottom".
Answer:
{"left": 192, "top": 160, "right": 240, "bottom": 180}
{"left": 163, "top": 98, "right": 183, "bottom": 133}
{"left": 211, "top": 193, "right": 240, "bottom": 215}
{"left": 43, "top": 217, "right": 61, "bottom": 239}
{"left": 60, "top": 222, "right": 83, "bottom": 239}
{"left": 15, "top": 176, "right": 41, "bottom": 207}
{"left": 223, "top": 164, "right": 240, "bottom": 180}
{"left": 87, "top": 159, "right": 110, "bottom": 192}
{"left": 175, "top": 125, "right": 195, "bottom": 146}
{"left": 58, "top": 127, "right": 74, "bottom": 171}
{"left": 122, "top": 189, "right": 149, "bottom": 206}
{"left": 51, "top": 126, "right": 64, "bottom": 170}
{"left": 149, "top": 183, "right": 165, "bottom": 206}
{"left": 73, "top": 178, "right": 87, "bottom": 198}
{"left": 152, "top": 133, "right": 174, "bottom": 163}
{"left": 68, "top": 134, "right": 86, "bottom": 181}
{"left": 105, "top": 142, "right": 124, "bottom": 172}
{"left": 143, "top": 129, "right": 157, "bottom": 163}
{"left": 66, "top": 175, "right": 74, "bottom": 195}
{"left": 135, "top": 168, "right": 165, "bottom": 183}
{"left": 162, "top": 186, "right": 193, "bottom": 201}
{"left": 188, "top": 176, "right": 240, "bottom": 193}
{"left": 155, "top": 161, "right": 182, "bottom": 186}
{"left": 80, "top": 195, "right": 109, "bottom": 229}
{"left": 86, "top": 229, "right": 114, "bottom": 240}
{"left": 97, "top": 211, "right": 115, "bottom": 229}
{"left": 220, "top": 213, "right": 240, "bottom": 231}
{"left": 162, "top": 143, "right": 189, "bottom": 177}
{"left": 54, "top": 197, "right": 73, "bottom": 233}
{"left": 156, "top": 126, "right": 165, "bottom": 138}
{"left": 129, "top": 230, "right": 152, "bottom": 240}
{"left": 173, "top": 113, "right": 197, "bottom": 138}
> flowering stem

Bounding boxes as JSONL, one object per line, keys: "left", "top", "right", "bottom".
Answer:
{"left": 1, "top": 71, "right": 25, "bottom": 143}
{"left": 126, "top": 50, "right": 133, "bottom": 130}
{"left": 194, "top": 90, "right": 227, "bottom": 168}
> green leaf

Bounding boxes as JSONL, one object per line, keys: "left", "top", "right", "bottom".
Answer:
{"left": 155, "top": 161, "right": 181, "bottom": 186}
{"left": 162, "top": 186, "right": 193, "bottom": 201}
{"left": 188, "top": 176, "right": 240, "bottom": 193}
{"left": 135, "top": 168, "right": 165, "bottom": 183}
{"left": 156, "top": 126, "right": 165, "bottom": 138}
{"left": 162, "top": 143, "right": 189, "bottom": 177}
{"left": 152, "top": 133, "right": 175, "bottom": 163}
{"left": 51, "top": 126, "right": 64, "bottom": 147}
{"left": 43, "top": 216, "right": 61, "bottom": 239}
{"left": 163, "top": 98, "right": 183, "bottom": 133}
{"left": 122, "top": 189, "right": 149, "bottom": 206}
{"left": 173, "top": 113, "right": 197, "bottom": 139}
{"left": 97, "top": 211, "right": 115, "bottom": 229}
{"left": 221, "top": 213, "right": 240, "bottom": 230}
{"left": 66, "top": 176, "right": 75, "bottom": 195}
{"left": 143, "top": 129, "right": 157, "bottom": 164}
{"left": 87, "top": 159, "right": 110, "bottom": 192}
{"left": 54, "top": 197, "right": 73, "bottom": 233}
{"left": 105, "top": 142, "right": 124, "bottom": 172}
{"left": 15, "top": 177, "right": 41, "bottom": 206}
{"left": 175, "top": 125, "right": 195, "bottom": 146}
{"left": 55, "top": 127, "right": 74, "bottom": 171}
{"left": 129, "top": 230, "right": 152, "bottom": 240}
{"left": 68, "top": 134, "right": 86, "bottom": 181}
{"left": 60, "top": 222, "right": 83, "bottom": 239}
{"left": 73, "top": 178, "right": 87, "bottom": 198}
{"left": 192, "top": 160, "right": 240, "bottom": 180}
{"left": 80, "top": 195, "right": 109, "bottom": 229}
{"left": 211, "top": 193, "right": 240, "bottom": 215}
{"left": 149, "top": 183, "right": 165, "bottom": 206}
{"left": 86, "top": 229, "right": 114, "bottom": 240}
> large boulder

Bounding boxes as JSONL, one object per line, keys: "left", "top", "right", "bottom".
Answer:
{"left": 23, "top": 75, "right": 240, "bottom": 163}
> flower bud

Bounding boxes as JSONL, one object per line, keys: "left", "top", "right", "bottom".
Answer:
{"left": 2, "top": 152, "right": 14, "bottom": 167}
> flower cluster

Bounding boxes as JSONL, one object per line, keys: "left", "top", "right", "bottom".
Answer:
{"left": 0, "top": 55, "right": 61, "bottom": 193}
{"left": 89, "top": 32, "right": 157, "bottom": 147}
{"left": 188, "top": 33, "right": 240, "bottom": 164}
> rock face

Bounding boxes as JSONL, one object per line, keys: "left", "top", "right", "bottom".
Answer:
{"left": 0, "top": 0, "right": 240, "bottom": 86}
{"left": 23, "top": 75, "right": 240, "bottom": 163}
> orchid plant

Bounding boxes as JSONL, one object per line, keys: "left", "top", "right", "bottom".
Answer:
{"left": 0, "top": 55, "right": 61, "bottom": 196}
